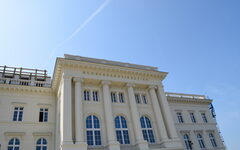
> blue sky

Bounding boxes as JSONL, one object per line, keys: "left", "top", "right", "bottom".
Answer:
{"left": 0, "top": 0, "right": 239, "bottom": 149}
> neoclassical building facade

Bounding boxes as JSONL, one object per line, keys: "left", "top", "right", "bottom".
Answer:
{"left": 0, "top": 54, "right": 226, "bottom": 150}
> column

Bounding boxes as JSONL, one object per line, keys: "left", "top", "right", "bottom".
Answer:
{"left": 149, "top": 85, "right": 168, "bottom": 141}
{"left": 156, "top": 83, "right": 179, "bottom": 139}
{"left": 61, "top": 75, "right": 73, "bottom": 145}
{"left": 73, "top": 78, "right": 87, "bottom": 149}
{"left": 101, "top": 81, "right": 120, "bottom": 150}
{"left": 127, "top": 83, "right": 149, "bottom": 150}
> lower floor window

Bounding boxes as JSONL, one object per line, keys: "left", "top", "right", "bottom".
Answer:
{"left": 8, "top": 138, "right": 20, "bottom": 150}
{"left": 36, "top": 138, "right": 47, "bottom": 150}
{"left": 116, "top": 130, "right": 130, "bottom": 144}
{"left": 87, "top": 130, "right": 101, "bottom": 145}
{"left": 142, "top": 130, "right": 155, "bottom": 143}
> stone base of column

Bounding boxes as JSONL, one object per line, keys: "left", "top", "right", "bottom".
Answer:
{"left": 160, "top": 138, "right": 183, "bottom": 150}
{"left": 61, "top": 141, "right": 88, "bottom": 150}
{"left": 107, "top": 141, "right": 120, "bottom": 150}
{"left": 136, "top": 140, "right": 149, "bottom": 150}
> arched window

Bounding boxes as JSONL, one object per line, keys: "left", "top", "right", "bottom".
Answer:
{"left": 140, "top": 116, "right": 155, "bottom": 143}
{"left": 36, "top": 138, "right": 47, "bottom": 150}
{"left": 86, "top": 115, "right": 101, "bottom": 146}
{"left": 183, "top": 134, "right": 192, "bottom": 150}
{"left": 197, "top": 133, "right": 205, "bottom": 149}
{"left": 209, "top": 133, "right": 217, "bottom": 147}
{"left": 115, "top": 116, "right": 130, "bottom": 144}
{"left": 8, "top": 138, "right": 20, "bottom": 150}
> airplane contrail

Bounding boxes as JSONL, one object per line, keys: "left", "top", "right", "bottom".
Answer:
{"left": 44, "top": 0, "right": 112, "bottom": 68}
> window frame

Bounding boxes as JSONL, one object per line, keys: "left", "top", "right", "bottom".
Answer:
{"left": 8, "top": 137, "right": 20, "bottom": 150}
{"left": 209, "top": 133, "right": 217, "bottom": 148}
{"left": 189, "top": 112, "right": 196, "bottom": 123}
{"left": 201, "top": 113, "right": 208, "bottom": 123}
{"left": 115, "top": 116, "right": 130, "bottom": 144}
{"left": 86, "top": 115, "right": 102, "bottom": 146}
{"left": 177, "top": 112, "right": 184, "bottom": 123}
{"left": 183, "top": 134, "right": 192, "bottom": 150}
{"left": 39, "top": 108, "right": 48, "bottom": 122}
{"left": 140, "top": 116, "right": 155, "bottom": 143}
{"left": 12, "top": 107, "right": 24, "bottom": 122}
{"left": 196, "top": 133, "right": 206, "bottom": 149}
{"left": 36, "top": 138, "right": 48, "bottom": 150}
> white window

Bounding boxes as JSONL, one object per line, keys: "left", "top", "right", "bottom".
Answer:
{"left": 142, "top": 94, "right": 148, "bottom": 104}
{"left": 183, "top": 134, "right": 192, "bottom": 150}
{"left": 92, "top": 91, "right": 99, "bottom": 102}
{"left": 190, "top": 113, "right": 196, "bottom": 123}
{"left": 39, "top": 108, "right": 48, "bottom": 122}
{"left": 177, "top": 112, "right": 184, "bottom": 123}
{"left": 13, "top": 107, "right": 24, "bottom": 121}
{"left": 36, "top": 138, "right": 47, "bottom": 150}
{"left": 197, "top": 133, "right": 205, "bottom": 149}
{"left": 8, "top": 138, "right": 20, "bottom": 150}
{"left": 111, "top": 92, "right": 117, "bottom": 103}
{"left": 84, "top": 90, "right": 90, "bottom": 101}
{"left": 135, "top": 94, "right": 141, "bottom": 104}
{"left": 209, "top": 133, "right": 217, "bottom": 147}
{"left": 201, "top": 113, "right": 208, "bottom": 123}
{"left": 118, "top": 93, "right": 125, "bottom": 103}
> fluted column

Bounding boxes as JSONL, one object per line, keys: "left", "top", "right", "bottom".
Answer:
{"left": 156, "top": 83, "right": 179, "bottom": 139}
{"left": 73, "top": 77, "right": 87, "bottom": 149}
{"left": 61, "top": 75, "right": 73, "bottom": 144}
{"left": 149, "top": 85, "right": 168, "bottom": 141}
{"left": 127, "top": 83, "right": 149, "bottom": 150}
{"left": 101, "top": 81, "right": 120, "bottom": 150}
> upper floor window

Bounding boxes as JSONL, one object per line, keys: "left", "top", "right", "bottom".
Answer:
{"left": 177, "top": 112, "right": 184, "bottom": 123}
{"left": 118, "top": 93, "right": 125, "bottom": 103}
{"left": 209, "top": 133, "right": 217, "bottom": 147}
{"left": 92, "top": 91, "right": 99, "bottom": 102}
{"left": 115, "top": 116, "right": 130, "bottom": 144}
{"left": 183, "top": 134, "right": 192, "bottom": 150}
{"left": 201, "top": 113, "right": 208, "bottom": 123}
{"left": 140, "top": 116, "right": 155, "bottom": 143}
{"left": 189, "top": 113, "right": 196, "bottom": 123}
{"left": 8, "top": 138, "right": 20, "bottom": 150}
{"left": 135, "top": 94, "right": 141, "bottom": 104}
{"left": 142, "top": 94, "right": 148, "bottom": 104}
{"left": 13, "top": 107, "right": 24, "bottom": 121}
{"left": 84, "top": 90, "right": 90, "bottom": 101}
{"left": 86, "top": 115, "right": 101, "bottom": 146}
{"left": 111, "top": 91, "right": 125, "bottom": 103}
{"left": 197, "top": 133, "right": 205, "bottom": 149}
{"left": 36, "top": 138, "right": 47, "bottom": 150}
{"left": 39, "top": 108, "right": 48, "bottom": 122}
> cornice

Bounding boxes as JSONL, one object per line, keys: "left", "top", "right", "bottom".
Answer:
{"left": 167, "top": 96, "right": 212, "bottom": 104}
{"left": 52, "top": 58, "right": 168, "bottom": 91}
{"left": 0, "top": 83, "right": 54, "bottom": 95}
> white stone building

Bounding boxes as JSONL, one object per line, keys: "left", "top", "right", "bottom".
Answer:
{"left": 0, "top": 54, "right": 226, "bottom": 150}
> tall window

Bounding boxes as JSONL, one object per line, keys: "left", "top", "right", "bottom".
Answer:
{"left": 135, "top": 94, "right": 141, "bottom": 104}
{"left": 183, "top": 134, "right": 192, "bottom": 150}
{"left": 36, "top": 138, "right": 47, "bottom": 150}
{"left": 13, "top": 107, "right": 24, "bottom": 121}
{"left": 189, "top": 113, "right": 196, "bottom": 123}
{"left": 86, "top": 115, "right": 101, "bottom": 146}
{"left": 39, "top": 108, "right": 48, "bottom": 122}
{"left": 140, "top": 116, "right": 155, "bottom": 143}
{"left": 209, "top": 133, "right": 217, "bottom": 147}
{"left": 92, "top": 91, "right": 99, "bottom": 101}
{"left": 177, "top": 112, "right": 184, "bottom": 123}
{"left": 118, "top": 93, "right": 125, "bottom": 103}
{"left": 201, "top": 113, "right": 208, "bottom": 123}
{"left": 111, "top": 92, "right": 117, "bottom": 103}
{"left": 115, "top": 116, "right": 130, "bottom": 144}
{"left": 197, "top": 133, "right": 205, "bottom": 149}
{"left": 8, "top": 138, "right": 20, "bottom": 150}
{"left": 84, "top": 90, "right": 90, "bottom": 101}
{"left": 142, "top": 94, "right": 148, "bottom": 104}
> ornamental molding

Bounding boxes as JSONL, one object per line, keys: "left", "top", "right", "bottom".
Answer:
{"left": 0, "top": 84, "right": 54, "bottom": 95}
{"left": 52, "top": 58, "right": 167, "bottom": 91}
{"left": 167, "top": 96, "right": 212, "bottom": 105}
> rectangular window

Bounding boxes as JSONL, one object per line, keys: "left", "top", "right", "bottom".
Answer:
{"left": 177, "top": 112, "right": 184, "bottom": 123}
{"left": 135, "top": 94, "right": 141, "bottom": 104}
{"left": 190, "top": 113, "right": 196, "bottom": 123}
{"left": 118, "top": 93, "right": 125, "bottom": 103}
{"left": 111, "top": 92, "right": 117, "bottom": 103}
{"left": 39, "top": 108, "right": 48, "bottom": 122}
{"left": 92, "top": 91, "right": 99, "bottom": 101}
{"left": 84, "top": 90, "right": 90, "bottom": 101}
{"left": 142, "top": 94, "right": 148, "bottom": 104}
{"left": 201, "top": 113, "right": 208, "bottom": 123}
{"left": 13, "top": 107, "right": 24, "bottom": 121}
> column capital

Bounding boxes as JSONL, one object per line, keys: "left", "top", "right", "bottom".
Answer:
{"left": 101, "top": 80, "right": 111, "bottom": 85}
{"left": 126, "top": 83, "right": 135, "bottom": 87}
{"left": 157, "top": 84, "right": 164, "bottom": 90}
{"left": 62, "top": 74, "right": 72, "bottom": 80}
{"left": 73, "top": 77, "right": 84, "bottom": 83}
